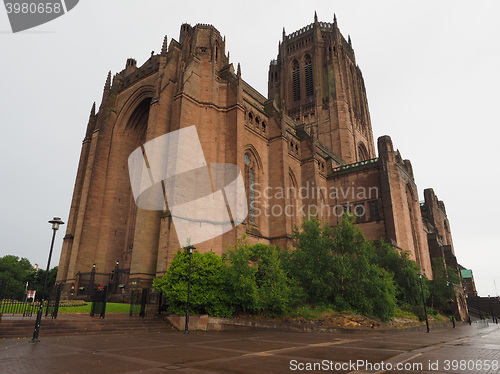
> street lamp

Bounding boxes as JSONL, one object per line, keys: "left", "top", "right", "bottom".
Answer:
{"left": 30, "top": 217, "right": 64, "bottom": 343}
{"left": 184, "top": 245, "right": 195, "bottom": 334}
{"left": 112, "top": 260, "right": 119, "bottom": 294}
{"left": 89, "top": 263, "right": 96, "bottom": 295}
{"left": 418, "top": 272, "right": 430, "bottom": 333}
{"left": 446, "top": 281, "right": 455, "bottom": 328}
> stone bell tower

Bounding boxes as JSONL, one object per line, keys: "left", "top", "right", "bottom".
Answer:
{"left": 269, "top": 13, "right": 375, "bottom": 164}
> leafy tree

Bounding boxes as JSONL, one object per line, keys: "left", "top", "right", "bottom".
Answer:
{"left": 249, "top": 243, "right": 294, "bottom": 316}
{"left": 25, "top": 266, "right": 58, "bottom": 300}
{"left": 329, "top": 216, "right": 397, "bottom": 321}
{"left": 223, "top": 238, "right": 259, "bottom": 313}
{"left": 152, "top": 249, "right": 233, "bottom": 317}
{"left": 224, "top": 240, "right": 295, "bottom": 316}
{"left": 283, "top": 219, "right": 336, "bottom": 304}
{"left": 429, "top": 257, "right": 459, "bottom": 312}
{"left": 374, "top": 241, "right": 425, "bottom": 307}
{"left": 285, "top": 215, "right": 397, "bottom": 321}
{"left": 152, "top": 215, "right": 438, "bottom": 323}
{"left": 0, "top": 255, "right": 34, "bottom": 300}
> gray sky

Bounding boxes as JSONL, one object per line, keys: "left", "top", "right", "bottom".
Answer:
{"left": 0, "top": 0, "right": 498, "bottom": 297}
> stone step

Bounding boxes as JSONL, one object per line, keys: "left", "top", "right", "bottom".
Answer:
{"left": 0, "top": 314, "right": 174, "bottom": 338}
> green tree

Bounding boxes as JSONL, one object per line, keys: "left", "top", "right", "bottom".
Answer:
{"left": 223, "top": 238, "right": 259, "bottom": 313}
{"left": 284, "top": 218, "right": 336, "bottom": 304}
{"left": 224, "top": 240, "right": 295, "bottom": 316}
{"left": 329, "top": 216, "right": 397, "bottom": 321}
{"left": 429, "top": 258, "right": 459, "bottom": 312}
{"left": 0, "top": 255, "right": 34, "bottom": 300}
{"left": 375, "top": 241, "right": 424, "bottom": 307}
{"left": 25, "top": 266, "right": 58, "bottom": 300}
{"left": 250, "top": 243, "right": 294, "bottom": 316}
{"left": 153, "top": 249, "right": 232, "bottom": 317}
{"left": 284, "top": 216, "right": 397, "bottom": 321}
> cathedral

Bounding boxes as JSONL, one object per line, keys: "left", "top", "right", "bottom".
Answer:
{"left": 56, "top": 15, "right": 466, "bottom": 318}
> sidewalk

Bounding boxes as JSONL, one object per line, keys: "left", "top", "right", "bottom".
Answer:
{"left": 1, "top": 322, "right": 499, "bottom": 373}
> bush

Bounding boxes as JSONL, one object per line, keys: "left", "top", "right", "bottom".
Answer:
{"left": 224, "top": 240, "right": 295, "bottom": 316}
{"left": 152, "top": 215, "right": 433, "bottom": 323}
{"left": 374, "top": 241, "right": 425, "bottom": 307}
{"left": 153, "top": 249, "right": 233, "bottom": 317}
{"left": 282, "top": 219, "right": 336, "bottom": 304}
{"left": 287, "top": 216, "right": 397, "bottom": 321}
{"left": 59, "top": 299, "right": 87, "bottom": 307}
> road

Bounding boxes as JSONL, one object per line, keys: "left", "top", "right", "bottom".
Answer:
{"left": 1, "top": 322, "right": 499, "bottom": 373}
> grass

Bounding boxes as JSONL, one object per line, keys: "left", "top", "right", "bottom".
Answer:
{"left": 58, "top": 302, "right": 131, "bottom": 314}
{"left": 393, "top": 308, "right": 420, "bottom": 320}
{"left": 286, "top": 305, "right": 340, "bottom": 319}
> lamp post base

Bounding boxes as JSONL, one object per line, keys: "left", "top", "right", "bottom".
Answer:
{"left": 30, "top": 306, "right": 43, "bottom": 343}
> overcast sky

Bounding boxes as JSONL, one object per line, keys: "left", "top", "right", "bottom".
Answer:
{"left": 0, "top": 0, "right": 498, "bottom": 297}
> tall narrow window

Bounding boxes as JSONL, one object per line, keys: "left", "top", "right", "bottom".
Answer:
{"left": 249, "top": 168, "right": 255, "bottom": 223}
{"left": 292, "top": 60, "right": 300, "bottom": 102}
{"left": 358, "top": 143, "right": 369, "bottom": 161}
{"left": 305, "top": 55, "right": 314, "bottom": 98}
{"left": 369, "top": 200, "right": 380, "bottom": 220}
{"left": 245, "top": 153, "right": 255, "bottom": 223}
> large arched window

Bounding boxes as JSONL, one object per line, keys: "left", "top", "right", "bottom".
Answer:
{"left": 304, "top": 55, "right": 314, "bottom": 98}
{"left": 292, "top": 60, "right": 301, "bottom": 102}
{"left": 245, "top": 152, "right": 256, "bottom": 224}
{"left": 288, "top": 171, "right": 298, "bottom": 233}
{"left": 406, "top": 184, "right": 421, "bottom": 265}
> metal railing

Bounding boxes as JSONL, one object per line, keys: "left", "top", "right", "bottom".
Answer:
{"left": 129, "top": 289, "right": 163, "bottom": 318}
{"left": 0, "top": 282, "right": 63, "bottom": 319}
{"left": 0, "top": 299, "right": 41, "bottom": 317}
{"left": 476, "top": 319, "right": 489, "bottom": 329}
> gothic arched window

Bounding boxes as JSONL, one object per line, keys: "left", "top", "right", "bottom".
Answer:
{"left": 358, "top": 143, "right": 369, "bottom": 161}
{"left": 289, "top": 171, "right": 298, "bottom": 232}
{"left": 292, "top": 60, "right": 301, "bottom": 102}
{"left": 245, "top": 153, "right": 256, "bottom": 223}
{"left": 305, "top": 55, "right": 314, "bottom": 98}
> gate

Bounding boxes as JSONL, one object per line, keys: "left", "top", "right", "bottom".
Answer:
{"left": 129, "top": 289, "right": 162, "bottom": 317}
{"left": 45, "top": 283, "right": 63, "bottom": 319}
{"left": 76, "top": 269, "right": 130, "bottom": 297}
{"left": 90, "top": 286, "right": 108, "bottom": 318}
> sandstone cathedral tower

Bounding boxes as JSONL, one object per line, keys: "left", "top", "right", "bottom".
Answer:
{"left": 56, "top": 15, "right": 466, "bottom": 319}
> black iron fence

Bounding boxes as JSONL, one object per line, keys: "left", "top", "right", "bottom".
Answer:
{"left": 0, "top": 299, "right": 40, "bottom": 317}
{"left": 90, "top": 286, "right": 108, "bottom": 318}
{"left": 45, "top": 283, "right": 63, "bottom": 319}
{"left": 0, "top": 282, "right": 63, "bottom": 319}
{"left": 129, "top": 289, "right": 163, "bottom": 317}
{"left": 76, "top": 269, "right": 129, "bottom": 297}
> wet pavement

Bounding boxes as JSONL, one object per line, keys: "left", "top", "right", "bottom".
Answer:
{"left": 1, "top": 322, "right": 499, "bottom": 373}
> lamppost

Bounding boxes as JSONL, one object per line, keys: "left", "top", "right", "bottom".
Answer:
{"left": 89, "top": 263, "right": 96, "bottom": 295}
{"left": 112, "top": 260, "right": 119, "bottom": 294}
{"left": 418, "top": 272, "right": 430, "bottom": 333}
{"left": 488, "top": 295, "right": 497, "bottom": 324}
{"left": 184, "top": 245, "right": 195, "bottom": 334}
{"left": 30, "top": 217, "right": 64, "bottom": 343}
{"left": 446, "top": 281, "right": 455, "bottom": 328}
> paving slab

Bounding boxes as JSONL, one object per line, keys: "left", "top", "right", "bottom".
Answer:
{"left": 0, "top": 323, "right": 499, "bottom": 373}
